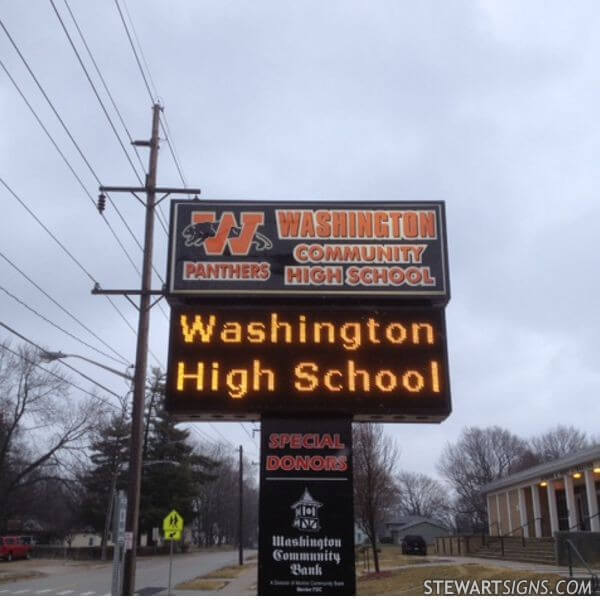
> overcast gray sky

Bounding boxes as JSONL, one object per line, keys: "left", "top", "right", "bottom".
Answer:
{"left": 1, "top": 0, "right": 598, "bottom": 479}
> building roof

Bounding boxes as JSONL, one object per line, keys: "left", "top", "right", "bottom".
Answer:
{"left": 481, "top": 443, "right": 600, "bottom": 494}
{"left": 386, "top": 515, "right": 449, "bottom": 532}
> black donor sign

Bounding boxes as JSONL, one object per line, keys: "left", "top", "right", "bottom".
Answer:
{"left": 165, "top": 305, "right": 451, "bottom": 422}
{"left": 168, "top": 200, "right": 449, "bottom": 303}
{"left": 259, "top": 418, "right": 355, "bottom": 595}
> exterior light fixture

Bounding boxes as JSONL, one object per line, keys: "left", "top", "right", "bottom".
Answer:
{"left": 594, "top": 467, "right": 600, "bottom": 474}
{"left": 540, "top": 481, "right": 548, "bottom": 487}
{"left": 573, "top": 473, "right": 582, "bottom": 479}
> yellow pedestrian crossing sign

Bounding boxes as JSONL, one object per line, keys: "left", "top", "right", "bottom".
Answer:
{"left": 163, "top": 509, "right": 184, "bottom": 542}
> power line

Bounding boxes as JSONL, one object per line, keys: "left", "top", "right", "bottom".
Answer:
{"left": 191, "top": 424, "right": 221, "bottom": 446}
{"left": 0, "top": 249, "right": 130, "bottom": 364}
{"left": 1, "top": 176, "right": 98, "bottom": 284}
{"left": 0, "top": 321, "right": 122, "bottom": 400}
{"left": 61, "top": 0, "right": 146, "bottom": 175}
{"left": 114, "top": 0, "right": 154, "bottom": 102}
{"left": 0, "top": 342, "right": 119, "bottom": 411}
{"left": 0, "top": 17, "right": 167, "bottom": 366}
{"left": 116, "top": 0, "right": 190, "bottom": 190}
{"left": 0, "top": 57, "right": 141, "bottom": 277}
{"left": 240, "top": 423, "right": 258, "bottom": 450}
{"left": 50, "top": 0, "right": 144, "bottom": 186}
{"left": 0, "top": 174, "right": 147, "bottom": 363}
{"left": 0, "top": 48, "right": 168, "bottom": 338}
{"left": 160, "top": 113, "right": 189, "bottom": 190}
{"left": 49, "top": 1, "right": 170, "bottom": 275}
{"left": 53, "top": 0, "right": 169, "bottom": 247}
{"left": 208, "top": 423, "right": 236, "bottom": 448}
{"left": 0, "top": 177, "right": 146, "bottom": 365}
{"left": 0, "top": 17, "right": 166, "bottom": 284}
{"left": 0, "top": 284, "right": 128, "bottom": 367}
{"left": 114, "top": 0, "right": 189, "bottom": 223}
{"left": 120, "top": 0, "right": 159, "bottom": 99}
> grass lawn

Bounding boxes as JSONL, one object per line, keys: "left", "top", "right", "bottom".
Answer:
{"left": 356, "top": 544, "right": 435, "bottom": 574}
{"left": 357, "top": 563, "right": 565, "bottom": 595}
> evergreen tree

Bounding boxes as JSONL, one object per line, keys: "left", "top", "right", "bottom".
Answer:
{"left": 139, "top": 406, "right": 217, "bottom": 544}
{"left": 79, "top": 410, "right": 130, "bottom": 544}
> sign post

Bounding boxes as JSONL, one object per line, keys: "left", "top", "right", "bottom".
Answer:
{"left": 163, "top": 510, "right": 184, "bottom": 596}
{"left": 111, "top": 490, "right": 127, "bottom": 596}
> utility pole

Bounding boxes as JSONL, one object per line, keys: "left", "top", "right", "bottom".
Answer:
{"left": 93, "top": 104, "right": 200, "bottom": 595}
{"left": 121, "top": 102, "right": 159, "bottom": 595}
{"left": 239, "top": 444, "right": 244, "bottom": 566}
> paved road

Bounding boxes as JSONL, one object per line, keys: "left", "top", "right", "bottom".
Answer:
{"left": 0, "top": 550, "right": 256, "bottom": 596}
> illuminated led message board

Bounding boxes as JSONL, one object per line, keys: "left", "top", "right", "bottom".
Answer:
{"left": 167, "top": 200, "right": 449, "bottom": 303}
{"left": 165, "top": 305, "right": 451, "bottom": 422}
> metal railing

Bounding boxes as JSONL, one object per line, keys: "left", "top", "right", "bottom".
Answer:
{"left": 564, "top": 538, "right": 599, "bottom": 592}
{"left": 566, "top": 510, "right": 600, "bottom": 532}
{"left": 485, "top": 517, "right": 544, "bottom": 556}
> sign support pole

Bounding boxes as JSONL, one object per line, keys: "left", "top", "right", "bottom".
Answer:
{"left": 167, "top": 539, "right": 173, "bottom": 596}
{"left": 239, "top": 444, "right": 244, "bottom": 566}
{"left": 111, "top": 490, "right": 127, "bottom": 596}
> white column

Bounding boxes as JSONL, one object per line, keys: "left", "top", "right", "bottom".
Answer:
{"left": 506, "top": 492, "right": 513, "bottom": 532}
{"left": 564, "top": 475, "right": 578, "bottom": 530}
{"left": 530, "top": 484, "right": 543, "bottom": 538}
{"left": 584, "top": 469, "right": 600, "bottom": 532}
{"left": 496, "top": 493, "right": 502, "bottom": 535}
{"left": 487, "top": 495, "right": 494, "bottom": 535}
{"left": 518, "top": 488, "right": 529, "bottom": 537}
{"left": 547, "top": 481, "right": 560, "bottom": 535}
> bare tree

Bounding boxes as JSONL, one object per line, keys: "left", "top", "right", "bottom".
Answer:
{"left": 0, "top": 344, "right": 102, "bottom": 528}
{"left": 353, "top": 423, "right": 399, "bottom": 573}
{"left": 193, "top": 443, "right": 236, "bottom": 546}
{"left": 530, "top": 425, "right": 589, "bottom": 462}
{"left": 437, "top": 426, "right": 529, "bottom": 531}
{"left": 191, "top": 441, "right": 258, "bottom": 548}
{"left": 396, "top": 471, "right": 451, "bottom": 525}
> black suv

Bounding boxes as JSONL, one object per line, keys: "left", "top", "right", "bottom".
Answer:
{"left": 401, "top": 534, "right": 427, "bottom": 555}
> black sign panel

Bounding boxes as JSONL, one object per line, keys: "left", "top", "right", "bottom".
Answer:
{"left": 165, "top": 304, "right": 451, "bottom": 422}
{"left": 258, "top": 417, "right": 355, "bottom": 595}
{"left": 167, "top": 201, "right": 449, "bottom": 302}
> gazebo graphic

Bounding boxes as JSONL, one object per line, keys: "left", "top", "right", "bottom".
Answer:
{"left": 291, "top": 488, "right": 323, "bottom": 532}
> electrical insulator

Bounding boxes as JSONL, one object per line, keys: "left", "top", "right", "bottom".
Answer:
{"left": 97, "top": 193, "right": 106, "bottom": 214}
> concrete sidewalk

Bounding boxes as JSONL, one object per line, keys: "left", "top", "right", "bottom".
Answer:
{"left": 172, "top": 558, "right": 257, "bottom": 596}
